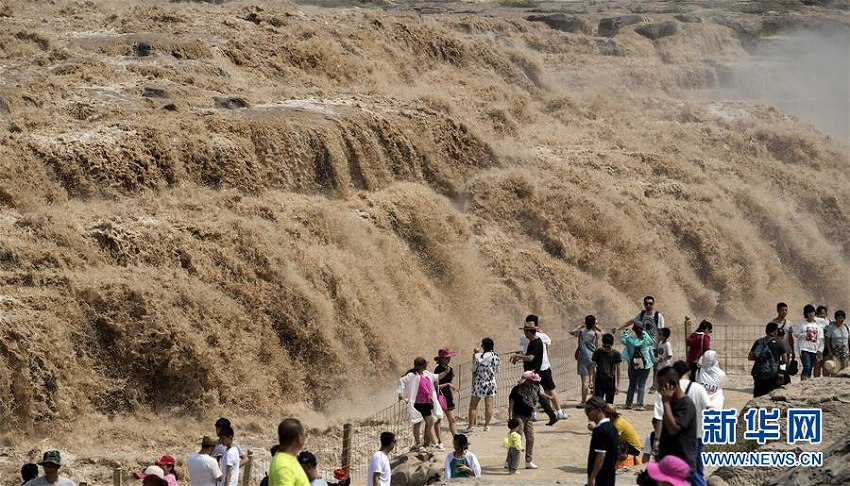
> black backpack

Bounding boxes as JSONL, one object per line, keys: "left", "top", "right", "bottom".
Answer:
{"left": 751, "top": 337, "right": 779, "bottom": 379}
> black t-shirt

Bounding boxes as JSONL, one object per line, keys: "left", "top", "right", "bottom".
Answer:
{"left": 592, "top": 348, "right": 622, "bottom": 383}
{"left": 658, "top": 395, "right": 698, "bottom": 469}
{"left": 434, "top": 364, "right": 454, "bottom": 400}
{"left": 750, "top": 336, "right": 790, "bottom": 362}
{"left": 587, "top": 420, "right": 618, "bottom": 486}
{"left": 524, "top": 337, "right": 544, "bottom": 372}
{"left": 509, "top": 384, "right": 537, "bottom": 417}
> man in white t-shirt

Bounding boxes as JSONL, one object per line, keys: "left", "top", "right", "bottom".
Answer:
{"left": 187, "top": 436, "right": 222, "bottom": 486}
{"left": 217, "top": 427, "right": 240, "bottom": 486}
{"left": 653, "top": 361, "right": 711, "bottom": 486}
{"left": 213, "top": 418, "right": 248, "bottom": 466}
{"left": 24, "top": 450, "right": 76, "bottom": 486}
{"left": 367, "top": 432, "right": 395, "bottom": 486}
{"left": 518, "top": 314, "right": 565, "bottom": 421}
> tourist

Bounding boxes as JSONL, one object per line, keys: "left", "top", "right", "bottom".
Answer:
{"left": 21, "top": 464, "right": 38, "bottom": 486}
{"left": 602, "top": 404, "right": 643, "bottom": 468}
{"left": 590, "top": 333, "right": 622, "bottom": 404}
{"left": 217, "top": 426, "right": 240, "bottom": 486}
{"left": 509, "top": 370, "right": 548, "bottom": 469}
{"left": 367, "top": 432, "right": 395, "bottom": 486}
{"left": 652, "top": 361, "right": 710, "bottom": 486}
{"left": 771, "top": 302, "right": 795, "bottom": 363}
{"left": 794, "top": 305, "right": 823, "bottom": 381}
{"left": 696, "top": 350, "right": 726, "bottom": 409}
{"left": 685, "top": 320, "right": 712, "bottom": 379}
{"left": 133, "top": 466, "right": 169, "bottom": 486}
{"left": 642, "top": 418, "right": 661, "bottom": 464}
{"left": 815, "top": 305, "right": 833, "bottom": 376}
{"left": 512, "top": 318, "right": 560, "bottom": 425}
{"left": 24, "top": 451, "right": 75, "bottom": 486}
{"left": 655, "top": 328, "right": 673, "bottom": 369}
{"left": 572, "top": 315, "right": 602, "bottom": 408}
{"left": 614, "top": 296, "right": 666, "bottom": 392}
{"left": 269, "top": 418, "right": 309, "bottom": 486}
{"left": 503, "top": 418, "right": 524, "bottom": 475}
{"left": 465, "top": 338, "right": 500, "bottom": 432}
{"left": 296, "top": 452, "right": 328, "bottom": 486}
{"left": 187, "top": 436, "right": 222, "bottom": 486}
{"left": 520, "top": 314, "right": 566, "bottom": 419}
{"left": 646, "top": 455, "right": 691, "bottom": 486}
{"left": 213, "top": 418, "right": 248, "bottom": 466}
{"left": 584, "top": 397, "right": 618, "bottom": 486}
{"left": 398, "top": 357, "right": 442, "bottom": 448}
{"left": 826, "top": 310, "right": 849, "bottom": 374}
{"left": 622, "top": 321, "right": 655, "bottom": 411}
{"left": 433, "top": 348, "right": 458, "bottom": 449}
{"left": 750, "top": 322, "right": 790, "bottom": 394}
{"left": 656, "top": 367, "right": 698, "bottom": 475}
{"left": 442, "top": 434, "right": 481, "bottom": 479}
{"left": 153, "top": 455, "right": 178, "bottom": 486}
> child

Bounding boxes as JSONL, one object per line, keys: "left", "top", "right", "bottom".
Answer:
{"left": 656, "top": 328, "right": 673, "bottom": 368}
{"left": 443, "top": 434, "right": 481, "bottom": 480}
{"left": 502, "top": 419, "right": 524, "bottom": 474}
{"left": 590, "top": 333, "right": 622, "bottom": 404}
{"left": 584, "top": 398, "right": 618, "bottom": 486}
{"left": 367, "top": 432, "right": 395, "bottom": 486}
{"left": 642, "top": 418, "right": 660, "bottom": 464}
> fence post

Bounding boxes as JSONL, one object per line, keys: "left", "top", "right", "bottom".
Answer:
{"left": 241, "top": 450, "right": 253, "bottom": 486}
{"left": 683, "top": 316, "right": 692, "bottom": 361}
{"left": 342, "top": 423, "right": 352, "bottom": 475}
{"left": 113, "top": 467, "right": 123, "bottom": 486}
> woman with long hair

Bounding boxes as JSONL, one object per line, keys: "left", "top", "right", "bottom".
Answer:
{"left": 464, "top": 338, "right": 500, "bottom": 433}
{"left": 397, "top": 357, "right": 443, "bottom": 449}
{"left": 433, "top": 348, "right": 458, "bottom": 450}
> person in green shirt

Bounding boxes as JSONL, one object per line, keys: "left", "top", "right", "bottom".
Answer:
{"left": 268, "top": 418, "right": 310, "bottom": 486}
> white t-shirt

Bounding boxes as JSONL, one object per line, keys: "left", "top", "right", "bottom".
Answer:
{"left": 654, "top": 379, "right": 711, "bottom": 439}
{"left": 519, "top": 331, "right": 551, "bottom": 371}
{"left": 24, "top": 478, "right": 75, "bottom": 486}
{"left": 795, "top": 319, "right": 826, "bottom": 354}
{"left": 188, "top": 453, "right": 222, "bottom": 486}
{"left": 218, "top": 446, "right": 240, "bottom": 486}
{"left": 655, "top": 341, "right": 673, "bottom": 368}
{"left": 367, "top": 451, "right": 391, "bottom": 486}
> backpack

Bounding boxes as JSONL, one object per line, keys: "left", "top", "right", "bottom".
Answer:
{"left": 631, "top": 344, "right": 646, "bottom": 370}
{"left": 638, "top": 310, "right": 660, "bottom": 341}
{"left": 751, "top": 337, "right": 779, "bottom": 379}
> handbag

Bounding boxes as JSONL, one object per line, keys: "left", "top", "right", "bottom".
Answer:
{"left": 437, "top": 390, "right": 447, "bottom": 411}
{"left": 787, "top": 359, "right": 799, "bottom": 376}
{"left": 631, "top": 344, "right": 646, "bottom": 370}
{"left": 574, "top": 330, "right": 582, "bottom": 360}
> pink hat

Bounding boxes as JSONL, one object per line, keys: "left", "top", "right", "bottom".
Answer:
{"left": 521, "top": 370, "right": 541, "bottom": 382}
{"left": 435, "top": 348, "right": 457, "bottom": 360}
{"left": 646, "top": 455, "right": 691, "bottom": 486}
{"left": 155, "top": 454, "right": 176, "bottom": 466}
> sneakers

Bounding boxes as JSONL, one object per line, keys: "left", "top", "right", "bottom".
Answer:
{"left": 633, "top": 405, "right": 645, "bottom": 411}
{"left": 623, "top": 404, "right": 632, "bottom": 410}
{"left": 483, "top": 426, "right": 490, "bottom": 432}
{"left": 434, "top": 443, "right": 445, "bottom": 451}
{"left": 575, "top": 402, "right": 586, "bottom": 408}
{"left": 531, "top": 411, "right": 539, "bottom": 421}
{"left": 557, "top": 409, "right": 569, "bottom": 420}
{"left": 525, "top": 462, "right": 539, "bottom": 469}
{"left": 460, "top": 427, "right": 474, "bottom": 434}
{"left": 546, "top": 417, "right": 559, "bottom": 426}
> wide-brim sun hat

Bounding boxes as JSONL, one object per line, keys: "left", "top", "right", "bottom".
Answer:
{"left": 520, "top": 370, "right": 541, "bottom": 382}
{"left": 646, "top": 455, "right": 690, "bottom": 486}
{"left": 133, "top": 466, "right": 169, "bottom": 486}
{"left": 519, "top": 321, "right": 540, "bottom": 331}
{"left": 435, "top": 348, "right": 457, "bottom": 360}
{"left": 823, "top": 359, "right": 837, "bottom": 374}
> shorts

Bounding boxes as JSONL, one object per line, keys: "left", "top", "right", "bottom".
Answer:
{"left": 577, "top": 358, "right": 593, "bottom": 377}
{"left": 539, "top": 368, "right": 556, "bottom": 391}
{"left": 414, "top": 402, "right": 433, "bottom": 417}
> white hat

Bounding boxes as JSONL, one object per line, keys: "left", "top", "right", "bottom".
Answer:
{"left": 823, "top": 359, "right": 837, "bottom": 374}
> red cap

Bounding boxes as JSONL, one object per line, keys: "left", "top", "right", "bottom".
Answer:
{"left": 155, "top": 454, "right": 176, "bottom": 466}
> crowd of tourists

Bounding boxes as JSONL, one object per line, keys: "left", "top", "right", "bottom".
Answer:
{"left": 18, "top": 297, "right": 847, "bottom": 486}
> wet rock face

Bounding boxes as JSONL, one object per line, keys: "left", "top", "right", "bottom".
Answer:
{"left": 635, "top": 21, "right": 679, "bottom": 40}
{"left": 526, "top": 14, "right": 587, "bottom": 34}
{"left": 597, "top": 14, "right": 648, "bottom": 37}
{"left": 390, "top": 450, "right": 443, "bottom": 486}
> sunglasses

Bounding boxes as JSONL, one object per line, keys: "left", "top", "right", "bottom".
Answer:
{"left": 644, "top": 302, "right": 654, "bottom": 307}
